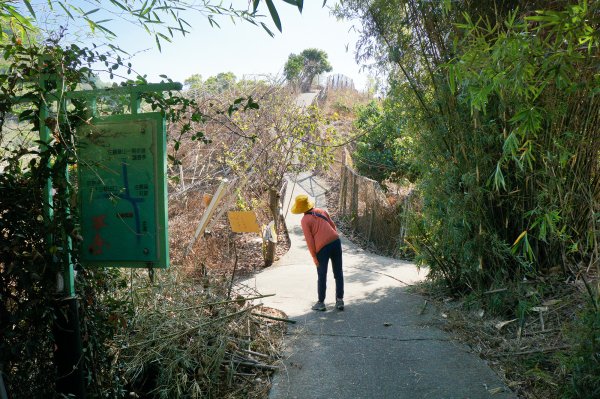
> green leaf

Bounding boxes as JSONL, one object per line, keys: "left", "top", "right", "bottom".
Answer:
{"left": 448, "top": 64, "right": 456, "bottom": 94}
{"left": 6, "top": 5, "right": 33, "bottom": 26}
{"left": 109, "top": 0, "right": 128, "bottom": 12}
{"left": 156, "top": 32, "right": 172, "bottom": 43}
{"left": 492, "top": 163, "right": 505, "bottom": 191}
{"left": 191, "top": 113, "right": 205, "bottom": 123}
{"left": 96, "top": 24, "right": 117, "bottom": 37}
{"left": 58, "top": 2, "right": 74, "bottom": 19}
{"left": 23, "top": 0, "right": 36, "bottom": 18}
{"left": 265, "top": 0, "right": 282, "bottom": 32}
{"left": 502, "top": 132, "right": 519, "bottom": 157}
{"left": 260, "top": 22, "right": 275, "bottom": 37}
{"left": 83, "top": 8, "right": 100, "bottom": 16}
{"left": 281, "top": 0, "right": 303, "bottom": 12}
{"left": 155, "top": 34, "right": 162, "bottom": 51}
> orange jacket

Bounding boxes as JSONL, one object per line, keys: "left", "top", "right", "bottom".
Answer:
{"left": 300, "top": 208, "right": 339, "bottom": 265}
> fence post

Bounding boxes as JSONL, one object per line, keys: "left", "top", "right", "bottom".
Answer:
{"left": 350, "top": 170, "right": 359, "bottom": 230}
{"left": 339, "top": 151, "right": 347, "bottom": 217}
{"left": 367, "top": 182, "right": 375, "bottom": 242}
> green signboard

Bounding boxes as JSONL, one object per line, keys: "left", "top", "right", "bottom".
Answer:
{"left": 77, "top": 113, "right": 169, "bottom": 268}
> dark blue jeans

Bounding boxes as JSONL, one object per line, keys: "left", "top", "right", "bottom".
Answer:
{"left": 316, "top": 239, "right": 343, "bottom": 302}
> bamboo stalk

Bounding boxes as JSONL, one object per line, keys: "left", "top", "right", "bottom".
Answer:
{"left": 239, "top": 349, "right": 272, "bottom": 359}
{"left": 233, "top": 361, "right": 278, "bottom": 371}
{"left": 494, "top": 345, "right": 571, "bottom": 357}
{"left": 251, "top": 312, "right": 297, "bottom": 324}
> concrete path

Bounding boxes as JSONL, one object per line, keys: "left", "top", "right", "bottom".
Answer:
{"left": 294, "top": 91, "right": 320, "bottom": 108}
{"left": 242, "top": 172, "right": 516, "bottom": 399}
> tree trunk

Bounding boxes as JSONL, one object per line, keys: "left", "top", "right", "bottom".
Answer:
{"left": 263, "top": 187, "right": 281, "bottom": 267}
{"left": 269, "top": 188, "right": 280, "bottom": 231}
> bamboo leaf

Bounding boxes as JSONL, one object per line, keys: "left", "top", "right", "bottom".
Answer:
{"left": 265, "top": 0, "right": 282, "bottom": 32}
{"left": 281, "top": 0, "right": 303, "bottom": 12}
{"left": 448, "top": 64, "right": 456, "bottom": 94}
{"left": 155, "top": 34, "right": 162, "bottom": 52}
{"left": 260, "top": 22, "right": 274, "bottom": 38}
{"left": 109, "top": 0, "right": 128, "bottom": 11}
{"left": 22, "top": 0, "right": 36, "bottom": 18}
{"left": 83, "top": 8, "right": 100, "bottom": 16}
{"left": 58, "top": 2, "right": 74, "bottom": 19}
{"left": 492, "top": 163, "right": 506, "bottom": 191}
{"left": 513, "top": 230, "right": 527, "bottom": 247}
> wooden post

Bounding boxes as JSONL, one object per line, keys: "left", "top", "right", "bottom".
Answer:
{"left": 339, "top": 154, "right": 347, "bottom": 217}
{"left": 340, "top": 166, "right": 347, "bottom": 216}
{"left": 351, "top": 170, "right": 359, "bottom": 230}
{"left": 184, "top": 180, "right": 228, "bottom": 257}
{"left": 263, "top": 187, "right": 280, "bottom": 267}
{"left": 367, "top": 182, "right": 375, "bottom": 241}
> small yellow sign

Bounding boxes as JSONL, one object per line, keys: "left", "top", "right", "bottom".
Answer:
{"left": 227, "top": 211, "right": 260, "bottom": 233}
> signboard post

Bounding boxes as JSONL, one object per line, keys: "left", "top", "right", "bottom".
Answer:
{"left": 30, "top": 80, "right": 179, "bottom": 398}
{"left": 12, "top": 71, "right": 181, "bottom": 397}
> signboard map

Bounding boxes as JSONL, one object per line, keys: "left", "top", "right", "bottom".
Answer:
{"left": 77, "top": 113, "right": 169, "bottom": 268}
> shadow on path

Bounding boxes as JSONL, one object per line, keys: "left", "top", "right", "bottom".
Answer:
{"left": 241, "top": 172, "right": 516, "bottom": 399}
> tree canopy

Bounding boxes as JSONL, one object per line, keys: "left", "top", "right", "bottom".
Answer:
{"left": 284, "top": 48, "right": 332, "bottom": 92}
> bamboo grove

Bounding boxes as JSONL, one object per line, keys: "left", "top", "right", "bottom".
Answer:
{"left": 336, "top": 0, "right": 600, "bottom": 293}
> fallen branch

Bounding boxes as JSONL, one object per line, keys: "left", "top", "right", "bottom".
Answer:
{"left": 521, "top": 328, "right": 561, "bottom": 337}
{"left": 483, "top": 288, "right": 508, "bottom": 295}
{"left": 164, "top": 294, "right": 276, "bottom": 313}
{"left": 494, "top": 345, "right": 571, "bottom": 357}
{"left": 234, "top": 361, "right": 279, "bottom": 371}
{"left": 252, "top": 312, "right": 296, "bottom": 324}
{"left": 239, "top": 349, "right": 273, "bottom": 359}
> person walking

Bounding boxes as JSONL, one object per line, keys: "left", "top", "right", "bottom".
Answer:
{"left": 291, "top": 194, "right": 344, "bottom": 311}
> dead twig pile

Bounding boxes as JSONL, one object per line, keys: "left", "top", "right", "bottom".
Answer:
{"left": 112, "top": 269, "right": 287, "bottom": 399}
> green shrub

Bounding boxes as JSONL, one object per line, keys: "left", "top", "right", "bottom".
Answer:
{"left": 352, "top": 99, "right": 417, "bottom": 183}
{"left": 563, "top": 294, "right": 600, "bottom": 399}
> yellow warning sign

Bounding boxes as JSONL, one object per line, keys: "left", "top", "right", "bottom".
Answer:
{"left": 227, "top": 211, "right": 260, "bottom": 233}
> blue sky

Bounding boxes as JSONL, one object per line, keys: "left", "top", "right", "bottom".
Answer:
{"left": 39, "top": 2, "right": 368, "bottom": 90}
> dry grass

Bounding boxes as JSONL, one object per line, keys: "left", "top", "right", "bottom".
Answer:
{"left": 413, "top": 277, "right": 597, "bottom": 399}
{"left": 110, "top": 266, "right": 289, "bottom": 399}
{"left": 320, "top": 88, "right": 372, "bottom": 120}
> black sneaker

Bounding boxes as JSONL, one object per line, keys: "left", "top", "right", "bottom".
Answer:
{"left": 335, "top": 299, "right": 344, "bottom": 311}
{"left": 311, "top": 301, "right": 326, "bottom": 311}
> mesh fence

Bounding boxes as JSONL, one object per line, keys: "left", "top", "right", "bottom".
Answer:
{"left": 338, "top": 149, "right": 418, "bottom": 257}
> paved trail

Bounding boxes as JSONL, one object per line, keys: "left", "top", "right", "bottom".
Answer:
{"left": 294, "top": 91, "right": 320, "bottom": 108}
{"left": 243, "top": 172, "right": 516, "bottom": 399}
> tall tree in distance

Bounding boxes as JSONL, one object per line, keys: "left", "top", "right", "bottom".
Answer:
{"left": 284, "top": 48, "right": 332, "bottom": 92}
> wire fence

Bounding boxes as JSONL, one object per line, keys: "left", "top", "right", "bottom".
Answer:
{"left": 325, "top": 74, "right": 355, "bottom": 91}
{"left": 338, "top": 149, "right": 418, "bottom": 257}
